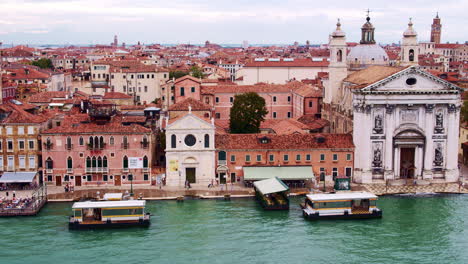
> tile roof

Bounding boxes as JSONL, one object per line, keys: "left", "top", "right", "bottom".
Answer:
{"left": 201, "top": 81, "right": 309, "bottom": 94}
{"left": 169, "top": 97, "right": 212, "bottom": 111}
{"left": 215, "top": 133, "right": 354, "bottom": 150}
{"left": 344, "top": 66, "right": 406, "bottom": 88}
{"left": 293, "top": 85, "right": 322, "bottom": 97}
{"left": 103, "top": 92, "right": 133, "bottom": 99}
{"left": 0, "top": 102, "right": 48, "bottom": 124}
{"left": 244, "top": 58, "right": 329, "bottom": 67}
{"left": 27, "top": 91, "right": 68, "bottom": 103}
{"left": 42, "top": 115, "right": 151, "bottom": 134}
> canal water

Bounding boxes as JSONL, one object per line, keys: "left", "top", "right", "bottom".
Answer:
{"left": 1, "top": 195, "right": 468, "bottom": 264}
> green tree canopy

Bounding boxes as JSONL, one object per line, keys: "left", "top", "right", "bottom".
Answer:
{"left": 190, "top": 65, "right": 204, "bottom": 79}
{"left": 169, "top": 70, "right": 188, "bottom": 79}
{"left": 229, "top": 92, "right": 268, "bottom": 134}
{"left": 31, "top": 58, "right": 53, "bottom": 69}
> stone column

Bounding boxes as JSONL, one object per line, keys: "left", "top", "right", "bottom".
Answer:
{"left": 423, "top": 104, "right": 434, "bottom": 179}
{"left": 445, "top": 104, "right": 460, "bottom": 182}
{"left": 394, "top": 147, "right": 400, "bottom": 179}
{"left": 384, "top": 105, "right": 395, "bottom": 180}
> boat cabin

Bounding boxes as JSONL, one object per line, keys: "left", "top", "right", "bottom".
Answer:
{"left": 69, "top": 200, "right": 150, "bottom": 229}
{"left": 253, "top": 177, "right": 290, "bottom": 210}
{"left": 302, "top": 192, "right": 382, "bottom": 220}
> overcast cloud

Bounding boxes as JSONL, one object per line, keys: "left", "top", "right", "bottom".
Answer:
{"left": 0, "top": 0, "right": 466, "bottom": 45}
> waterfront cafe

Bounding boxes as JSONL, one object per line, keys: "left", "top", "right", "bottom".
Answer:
{"left": 243, "top": 166, "right": 313, "bottom": 188}
{"left": 0, "top": 172, "right": 39, "bottom": 190}
{"left": 253, "top": 177, "right": 290, "bottom": 210}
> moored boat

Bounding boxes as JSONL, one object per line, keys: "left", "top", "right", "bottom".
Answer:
{"left": 253, "top": 177, "right": 289, "bottom": 210}
{"left": 69, "top": 200, "right": 150, "bottom": 230}
{"left": 301, "top": 192, "right": 382, "bottom": 220}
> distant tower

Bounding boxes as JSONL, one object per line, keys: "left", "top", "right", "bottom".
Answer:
{"left": 113, "top": 35, "right": 118, "bottom": 47}
{"left": 325, "top": 19, "right": 348, "bottom": 104}
{"left": 205, "top": 40, "right": 210, "bottom": 47}
{"left": 430, "top": 13, "right": 442, "bottom": 44}
{"left": 242, "top": 40, "right": 249, "bottom": 49}
{"left": 360, "top": 11, "right": 376, "bottom": 44}
{"left": 401, "top": 18, "right": 419, "bottom": 66}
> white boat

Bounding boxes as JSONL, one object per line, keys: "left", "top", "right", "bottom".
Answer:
{"left": 301, "top": 192, "right": 382, "bottom": 220}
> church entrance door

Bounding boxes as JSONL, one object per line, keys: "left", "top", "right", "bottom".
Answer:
{"left": 186, "top": 168, "right": 196, "bottom": 183}
{"left": 400, "top": 148, "right": 415, "bottom": 179}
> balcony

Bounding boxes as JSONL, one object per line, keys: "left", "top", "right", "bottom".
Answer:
{"left": 65, "top": 144, "right": 73, "bottom": 150}
{"left": 218, "top": 160, "right": 227, "bottom": 166}
{"left": 43, "top": 142, "right": 53, "bottom": 150}
{"left": 87, "top": 143, "right": 106, "bottom": 150}
{"left": 143, "top": 167, "right": 150, "bottom": 172}
{"left": 121, "top": 143, "right": 130, "bottom": 149}
{"left": 140, "top": 141, "right": 149, "bottom": 149}
{"left": 45, "top": 168, "right": 53, "bottom": 173}
{"left": 122, "top": 167, "right": 129, "bottom": 172}
{"left": 7, "top": 166, "right": 14, "bottom": 171}
{"left": 85, "top": 167, "right": 109, "bottom": 173}
{"left": 67, "top": 168, "right": 73, "bottom": 173}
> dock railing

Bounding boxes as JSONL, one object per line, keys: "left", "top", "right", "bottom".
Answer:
{"left": 0, "top": 184, "right": 47, "bottom": 216}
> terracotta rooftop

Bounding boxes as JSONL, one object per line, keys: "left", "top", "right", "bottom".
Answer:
{"left": 215, "top": 133, "right": 354, "bottom": 150}
{"left": 27, "top": 91, "right": 68, "bottom": 103}
{"left": 0, "top": 102, "right": 48, "bottom": 124}
{"left": 201, "top": 81, "right": 309, "bottom": 94}
{"left": 344, "top": 66, "right": 406, "bottom": 88}
{"left": 169, "top": 97, "right": 212, "bottom": 111}
{"left": 103, "top": 92, "right": 133, "bottom": 99}
{"left": 244, "top": 58, "right": 329, "bottom": 68}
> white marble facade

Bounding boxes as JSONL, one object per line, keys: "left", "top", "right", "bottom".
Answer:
{"left": 353, "top": 66, "right": 462, "bottom": 183}
{"left": 165, "top": 113, "right": 215, "bottom": 187}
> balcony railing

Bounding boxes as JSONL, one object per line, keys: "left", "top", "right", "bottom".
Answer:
{"left": 45, "top": 168, "right": 53, "bottom": 173}
{"left": 67, "top": 168, "right": 73, "bottom": 173}
{"left": 85, "top": 167, "right": 109, "bottom": 173}
{"left": 65, "top": 144, "right": 73, "bottom": 150}
{"left": 218, "top": 160, "right": 227, "bottom": 165}
{"left": 87, "top": 143, "right": 106, "bottom": 150}
{"left": 140, "top": 141, "right": 149, "bottom": 149}
{"left": 7, "top": 166, "right": 14, "bottom": 171}
{"left": 43, "top": 142, "right": 53, "bottom": 150}
{"left": 143, "top": 167, "right": 150, "bottom": 172}
{"left": 122, "top": 167, "right": 129, "bottom": 172}
{"left": 122, "top": 143, "right": 129, "bottom": 149}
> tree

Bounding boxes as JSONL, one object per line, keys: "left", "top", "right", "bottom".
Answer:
{"left": 229, "top": 92, "right": 268, "bottom": 134}
{"left": 169, "top": 70, "right": 188, "bottom": 79}
{"left": 190, "top": 65, "right": 204, "bottom": 79}
{"left": 461, "top": 100, "right": 468, "bottom": 123}
{"left": 31, "top": 58, "right": 53, "bottom": 69}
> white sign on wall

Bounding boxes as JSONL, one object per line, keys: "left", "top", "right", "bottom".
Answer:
{"left": 129, "top": 157, "right": 143, "bottom": 169}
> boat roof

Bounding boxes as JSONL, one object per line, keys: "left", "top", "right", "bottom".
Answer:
{"left": 72, "top": 200, "right": 145, "bottom": 209}
{"left": 306, "top": 192, "right": 378, "bottom": 201}
{"left": 253, "top": 177, "right": 289, "bottom": 195}
{"left": 103, "top": 193, "right": 123, "bottom": 200}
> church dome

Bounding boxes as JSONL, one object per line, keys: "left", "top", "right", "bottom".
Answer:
{"left": 403, "top": 19, "right": 417, "bottom": 37}
{"left": 331, "top": 19, "right": 345, "bottom": 37}
{"left": 347, "top": 44, "right": 389, "bottom": 65}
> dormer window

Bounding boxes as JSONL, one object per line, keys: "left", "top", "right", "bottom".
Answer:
{"left": 259, "top": 137, "right": 270, "bottom": 144}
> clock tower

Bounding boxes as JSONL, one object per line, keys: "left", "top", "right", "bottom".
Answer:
{"left": 430, "top": 13, "right": 441, "bottom": 44}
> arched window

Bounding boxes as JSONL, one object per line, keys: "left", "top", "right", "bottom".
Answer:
{"left": 66, "top": 137, "right": 72, "bottom": 148}
{"left": 409, "top": 49, "right": 415, "bottom": 62}
{"left": 92, "top": 157, "right": 97, "bottom": 168}
{"left": 218, "top": 151, "right": 226, "bottom": 161}
{"left": 97, "top": 157, "right": 102, "bottom": 168}
{"left": 103, "top": 156, "right": 108, "bottom": 168}
{"left": 86, "top": 157, "right": 91, "bottom": 168}
{"left": 99, "top": 136, "right": 104, "bottom": 149}
{"left": 79, "top": 136, "right": 84, "bottom": 146}
{"left": 123, "top": 136, "right": 128, "bottom": 148}
{"left": 110, "top": 136, "right": 114, "bottom": 145}
{"left": 204, "top": 134, "right": 210, "bottom": 148}
{"left": 143, "top": 156, "right": 148, "bottom": 168}
{"left": 45, "top": 157, "right": 53, "bottom": 169}
{"left": 337, "top": 50, "right": 343, "bottom": 62}
{"left": 89, "top": 136, "right": 93, "bottom": 148}
{"left": 123, "top": 156, "right": 128, "bottom": 168}
{"left": 67, "top": 157, "right": 72, "bottom": 169}
{"left": 94, "top": 137, "right": 99, "bottom": 149}
{"left": 171, "top": 134, "right": 176, "bottom": 148}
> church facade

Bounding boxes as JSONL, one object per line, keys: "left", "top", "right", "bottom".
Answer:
{"left": 352, "top": 66, "right": 462, "bottom": 183}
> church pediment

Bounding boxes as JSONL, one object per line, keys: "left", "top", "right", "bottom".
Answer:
{"left": 360, "top": 66, "right": 461, "bottom": 94}
{"left": 167, "top": 114, "right": 214, "bottom": 130}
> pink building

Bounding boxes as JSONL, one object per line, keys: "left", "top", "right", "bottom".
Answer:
{"left": 41, "top": 107, "right": 153, "bottom": 187}
{"left": 214, "top": 133, "right": 354, "bottom": 184}
{"left": 171, "top": 78, "right": 323, "bottom": 120}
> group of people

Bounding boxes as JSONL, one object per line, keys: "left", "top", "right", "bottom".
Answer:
{"left": 0, "top": 196, "right": 33, "bottom": 210}
{"left": 64, "top": 183, "right": 74, "bottom": 192}
{"left": 0, "top": 182, "right": 38, "bottom": 191}
{"left": 184, "top": 180, "right": 192, "bottom": 189}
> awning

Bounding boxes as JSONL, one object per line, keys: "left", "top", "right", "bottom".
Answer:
{"left": 0, "top": 172, "right": 37, "bottom": 183}
{"left": 253, "top": 177, "right": 289, "bottom": 195}
{"left": 244, "top": 166, "right": 314, "bottom": 181}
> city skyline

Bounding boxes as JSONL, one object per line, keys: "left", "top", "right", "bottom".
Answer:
{"left": 0, "top": 0, "right": 467, "bottom": 45}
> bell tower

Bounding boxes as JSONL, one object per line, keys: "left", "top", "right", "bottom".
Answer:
{"left": 401, "top": 18, "right": 419, "bottom": 66}
{"left": 430, "top": 13, "right": 442, "bottom": 44}
{"left": 360, "top": 10, "right": 376, "bottom": 44}
{"left": 325, "top": 19, "right": 348, "bottom": 104}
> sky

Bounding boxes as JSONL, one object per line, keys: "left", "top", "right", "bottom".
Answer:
{"left": 0, "top": 0, "right": 467, "bottom": 45}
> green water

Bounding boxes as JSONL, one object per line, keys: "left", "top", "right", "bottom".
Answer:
{"left": 1, "top": 195, "right": 468, "bottom": 264}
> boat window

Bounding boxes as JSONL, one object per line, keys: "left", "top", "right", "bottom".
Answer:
{"left": 102, "top": 208, "right": 143, "bottom": 216}
{"left": 74, "top": 209, "right": 82, "bottom": 217}
{"left": 318, "top": 201, "right": 351, "bottom": 208}
{"left": 370, "top": 200, "right": 377, "bottom": 206}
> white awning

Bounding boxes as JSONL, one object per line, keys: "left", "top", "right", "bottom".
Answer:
{"left": 253, "top": 177, "right": 289, "bottom": 195}
{"left": 244, "top": 166, "right": 314, "bottom": 181}
{"left": 0, "top": 172, "right": 38, "bottom": 183}
{"left": 103, "top": 193, "right": 123, "bottom": 201}
{"left": 72, "top": 200, "right": 146, "bottom": 209}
